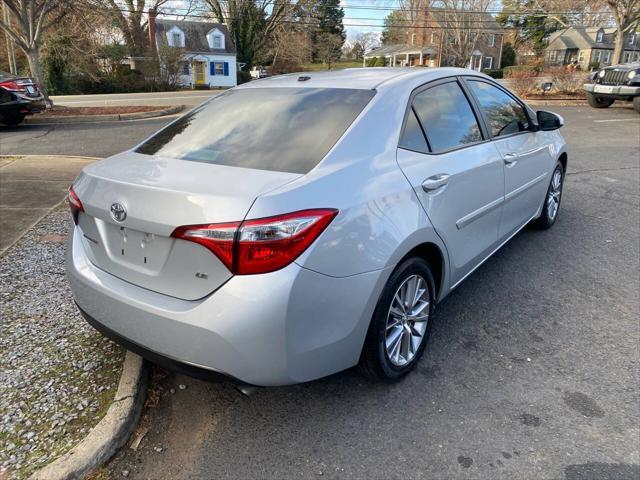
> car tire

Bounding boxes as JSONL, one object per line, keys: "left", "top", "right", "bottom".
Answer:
{"left": 359, "top": 257, "right": 436, "bottom": 382}
{"left": 533, "top": 162, "right": 564, "bottom": 230}
{"left": 0, "top": 114, "right": 25, "bottom": 126}
{"left": 633, "top": 96, "right": 640, "bottom": 114}
{"left": 586, "top": 92, "right": 614, "bottom": 108}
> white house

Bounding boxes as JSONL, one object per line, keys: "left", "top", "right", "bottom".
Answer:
{"left": 151, "top": 18, "right": 237, "bottom": 88}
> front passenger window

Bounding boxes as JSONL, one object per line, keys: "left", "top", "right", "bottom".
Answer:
{"left": 467, "top": 80, "right": 530, "bottom": 138}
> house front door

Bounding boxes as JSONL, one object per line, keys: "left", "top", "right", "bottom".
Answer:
{"left": 194, "top": 62, "right": 205, "bottom": 85}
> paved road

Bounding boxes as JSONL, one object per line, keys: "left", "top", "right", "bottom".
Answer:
{"left": 0, "top": 117, "right": 170, "bottom": 158}
{"left": 50, "top": 90, "right": 220, "bottom": 108}
{"left": 4, "top": 105, "right": 640, "bottom": 479}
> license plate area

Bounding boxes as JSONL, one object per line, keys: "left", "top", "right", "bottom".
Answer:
{"left": 100, "top": 222, "right": 172, "bottom": 273}
{"left": 594, "top": 85, "right": 614, "bottom": 94}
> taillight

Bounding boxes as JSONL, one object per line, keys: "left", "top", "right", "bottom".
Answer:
{"left": 171, "top": 209, "right": 338, "bottom": 275}
{"left": 171, "top": 221, "right": 239, "bottom": 271}
{"left": 0, "top": 80, "right": 27, "bottom": 92}
{"left": 68, "top": 186, "right": 84, "bottom": 224}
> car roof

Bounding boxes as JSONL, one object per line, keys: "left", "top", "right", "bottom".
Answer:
{"left": 237, "top": 67, "right": 479, "bottom": 91}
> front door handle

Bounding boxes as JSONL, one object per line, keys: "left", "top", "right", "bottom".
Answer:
{"left": 422, "top": 174, "right": 450, "bottom": 192}
{"left": 503, "top": 152, "right": 519, "bottom": 165}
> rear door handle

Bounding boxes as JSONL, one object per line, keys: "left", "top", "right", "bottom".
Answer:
{"left": 503, "top": 152, "right": 519, "bottom": 165}
{"left": 422, "top": 174, "right": 450, "bottom": 192}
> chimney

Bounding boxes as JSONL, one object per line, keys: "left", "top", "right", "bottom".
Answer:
{"left": 148, "top": 8, "right": 157, "bottom": 52}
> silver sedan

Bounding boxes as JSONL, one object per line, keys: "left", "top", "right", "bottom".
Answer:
{"left": 66, "top": 68, "right": 567, "bottom": 386}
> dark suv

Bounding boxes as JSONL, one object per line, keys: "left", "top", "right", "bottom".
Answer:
{"left": 0, "top": 72, "right": 46, "bottom": 126}
{"left": 583, "top": 62, "right": 640, "bottom": 113}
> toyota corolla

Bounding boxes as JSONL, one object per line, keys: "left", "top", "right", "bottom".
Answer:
{"left": 66, "top": 68, "right": 567, "bottom": 386}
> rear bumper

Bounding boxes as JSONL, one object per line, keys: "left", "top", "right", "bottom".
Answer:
{"left": 584, "top": 83, "right": 640, "bottom": 98}
{"left": 67, "top": 226, "right": 390, "bottom": 386}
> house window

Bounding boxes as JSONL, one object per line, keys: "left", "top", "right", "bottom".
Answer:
{"left": 628, "top": 34, "right": 636, "bottom": 45}
{"left": 181, "top": 62, "right": 189, "bottom": 75}
{"left": 431, "top": 31, "right": 437, "bottom": 44}
{"left": 487, "top": 34, "right": 495, "bottom": 47}
{"left": 483, "top": 56, "right": 493, "bottom": 69}
{"left": 207, "top": 29, "right": 225, "bottom": 49}
{"left": 603, "top": 50, "right": 611, "bottom": 63}
{"left": 596, "top": 30, "right": 604, "bottom": 43}
{"left": 549, "top": 50, "right": 557, "bottom": 62}
{"left": 411, "top": 33, "right": 416, "bottom": 45}
{"left": 578, "top": 50, "right": 585, "bottom": 63}
{"left": 594, "top": 50, "right": 601, "bottom": 62}
{"left": 634, "top": 52, "right": 640, "bottom": 62}
{"left": 172, "top": 33, "right": 181, "bottom": 47}
{"left": 211, "top": 62, "right": 228, "bottom": 76}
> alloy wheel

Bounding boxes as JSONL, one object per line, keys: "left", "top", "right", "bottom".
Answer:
{"left": 385, "top": 274, "right": 430, "bottom": 367}
{"left": 546, "top": 168, "right": 562, "bottom": 221}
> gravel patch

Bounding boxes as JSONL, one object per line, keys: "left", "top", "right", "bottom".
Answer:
{"left": 0, "top": 207, "right": 124, "bottom": 479}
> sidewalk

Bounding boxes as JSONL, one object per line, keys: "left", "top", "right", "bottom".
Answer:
{"left": 0, "top": 155, "right": 97, "bottom": 253}
{"left": 51, "top": 90, "right": 220, "bottom": 108}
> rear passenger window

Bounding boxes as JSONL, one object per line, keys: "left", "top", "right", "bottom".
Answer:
{"left": 399, "top": 108, "right": 428, "bottom": 153}
{"left": 412, "top": 81, "right": 482, "bottom": 153}
{"left": 467, "top": 80, "right": 530, "bottom": 137}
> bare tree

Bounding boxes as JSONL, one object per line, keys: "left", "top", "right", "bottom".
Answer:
{"left": 606, "top": 0, "right": 640, "bottom": 64}
{"left": 204, "top": 0, "right": 290, "bottom": 68}
{"left": 0, "top": 0, "right": 70, "bottom": 103}
{"left": 354, "top": 31, "right": 380, "bottom": 55}
{"left": 314, "top": 31, "right": 343, "bottom": 69}
{"left": 431, "top": 0, "right": 497, "bottom": 68}
{"left": 270, "top": 23, "right": 312, "bottom": 72}
{"left": 86, "top": 0, "right": 173, "bottom": 56}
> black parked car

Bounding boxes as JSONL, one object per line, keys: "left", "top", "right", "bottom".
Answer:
{"left": 0, "top": 72, "right": 46, "bottom": 126}
{"left": 583, "top": 62, "right": 640, "bottom": 113}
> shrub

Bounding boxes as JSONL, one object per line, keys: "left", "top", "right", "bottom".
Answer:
{"left": 501, "top": 42, "right": 516, "bottom": 68}
{"left": 482, "top": 68, "right": 503, "bottom": 79}
{"left": 504, "top": 64, "right": 541, "bottom": 77}
{"left": 589, "top": 61, "right": 601, "bottom": 71}
{"left": 507, "top": 69, "right": 537, "bottom": 97}
{"left": 546, "top": 67, "right": 589, "bottom": 95}
{"left": 237, "top": 70, "right": 252, "bottom": 85}
{"left": 376, "top": 56, "right": 387, "bottom": 67}
{"left": 366, "top": 57, "right": 377, "bottom": 67}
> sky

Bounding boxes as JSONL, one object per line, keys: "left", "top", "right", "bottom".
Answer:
{"left": 340, "top": 0, "right": 399, "bottom": 41}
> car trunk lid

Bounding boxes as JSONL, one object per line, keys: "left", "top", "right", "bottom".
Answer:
{"left": 73, "top": 152, "right": 301, "bottom": 300}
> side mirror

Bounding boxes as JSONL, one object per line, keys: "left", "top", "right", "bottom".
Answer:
{"left": 537, "top": 110, "right": 564, "bottom": 131}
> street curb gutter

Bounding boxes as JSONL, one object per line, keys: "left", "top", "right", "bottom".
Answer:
{"left": 24, "top": 105, "right": 184, "bottom": 124}
{"left": 29, "top": 353, "right": 149, "bottom": 480}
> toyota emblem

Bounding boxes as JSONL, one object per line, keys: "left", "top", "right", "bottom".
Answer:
{"left": 110, "top": 202, "right": 127, "bottom": 222}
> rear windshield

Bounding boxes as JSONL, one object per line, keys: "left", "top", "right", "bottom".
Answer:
{"left": 136, "top": 87, "right": 375, "bottom": 174}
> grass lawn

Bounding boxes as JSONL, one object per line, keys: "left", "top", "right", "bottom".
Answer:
{"left": 300, "top": 60, "right": 364, "bottom": 71}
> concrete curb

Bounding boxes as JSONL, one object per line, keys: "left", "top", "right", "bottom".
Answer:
{"left": 525, "top": 99, "right": 587, "bottom": 106}
{"left": 24, "top": 105, "right": 184, "bottom": 124}
{"left": 29, "top": 353, "right": 149, "bottom": 480}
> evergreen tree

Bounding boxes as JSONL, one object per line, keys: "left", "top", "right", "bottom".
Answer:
{"left": 381, "top": 11, "right": 408, "bottom": 45}
{"left": 315, "top": 0, "right": 345, "bottom": 40}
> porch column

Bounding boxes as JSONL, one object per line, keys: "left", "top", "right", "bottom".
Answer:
{"left": 392, "top": 54, "right": 396, "bottom": 67}
{"left": 405, "top": 53, "right": 409, "bottom": 66}
{"left": 419, "top": 52, "right": 423, "bottom": 65}
{"left": 363, "top": 56, "right": 366, "bottom": 67}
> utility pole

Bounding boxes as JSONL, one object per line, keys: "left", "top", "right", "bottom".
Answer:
{"left": 2, "top": 2, "right": 17, "bottom": 74}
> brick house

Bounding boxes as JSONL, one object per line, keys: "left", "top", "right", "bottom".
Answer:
{"left": 544, "top": 27, "right": 640, "bottom": 69}
{"left": 364, "top": 8, "right": 504, "bottom": 71}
